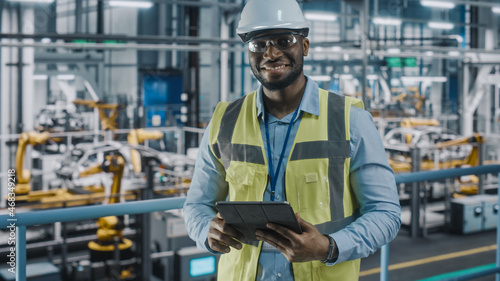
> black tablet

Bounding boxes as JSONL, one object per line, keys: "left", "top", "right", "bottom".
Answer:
{"left": 215, "top": 201, "right": 303, "bottom": 245}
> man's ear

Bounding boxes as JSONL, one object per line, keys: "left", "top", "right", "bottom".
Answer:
{"left": 302, "top": 37, "right": 310, "bottom": 56}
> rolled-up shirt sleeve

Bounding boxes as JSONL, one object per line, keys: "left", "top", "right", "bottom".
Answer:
{"left": 183, "top": 122, "right": 229, "bottom": 251}
{"left": 330, "top": 107, "right": 402, "bottom": 265}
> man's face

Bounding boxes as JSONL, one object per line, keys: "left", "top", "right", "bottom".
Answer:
{"left": 248, "top": 30, "right": 309, "bottom": 91}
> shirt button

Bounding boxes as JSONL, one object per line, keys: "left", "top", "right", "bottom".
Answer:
{"left": 275, "top": 195, "right": 280, "bottom": 200}
{"left": 278, "top": 121, "right": 284, "bottom": 125}
{"left": 278, "top": 273, "right": 282, "bottom": 278}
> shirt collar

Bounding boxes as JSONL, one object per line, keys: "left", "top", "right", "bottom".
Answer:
{"left": 256, "top": 75, "right": 320, "bottom": 120}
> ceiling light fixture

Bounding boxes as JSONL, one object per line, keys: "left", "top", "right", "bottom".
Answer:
{"left": 387, "top": 48, "right": 401, "bottom": 54}
{"left": 428, "top": 22, "right": 454, "bottom": 30}
{"left": 304, "top": 12, "right": 338, "bottom": 22}
{"left": 420, "top": 0, "right": 455, "bottom": 9}
{"left": 109, "top": 1, "right": 153, "bottom": 8}
{"left": 493, "top": 6, "right": 500, "bottom": 14}
{"left": 372, "top": 17, "right": 402, "bottom": 26}
{"left": 33, "top": 74, "right": 49, "bottom": 80}
{"left": 309, "top": 75, "right": 331, "bottom": 82}
{"left": 7, "top": 0, "right": 55, "bottom": 3}
{"left": 340, "top": 74, "right": 354, "bottom": 80}
{"left": 57, "top": 74, "right": 76, "bottom": 81}
{"left": 401, "top": 76, "right": 448, "bottom": 83}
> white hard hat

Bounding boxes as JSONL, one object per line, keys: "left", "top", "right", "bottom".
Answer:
{"left": 236, "top": 0, "right": 310, "bottom": 43}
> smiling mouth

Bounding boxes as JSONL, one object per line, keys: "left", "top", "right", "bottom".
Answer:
{"left": 261, "top": 65, "right": 290, "bottom": 71}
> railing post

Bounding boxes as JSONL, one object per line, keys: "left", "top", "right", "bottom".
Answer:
{"left": 380, "top": 244, "right": 389, "bottom": 281}
{"left": 497, "top": 172, "right": 500, "bottom": 281}
{"left": 411, "top": 147, "right": 421, "bottom": 238}
{"left": 140, "top": 158, "right": 155, "bottom": 280}
{"left": 16, "top": 225, "right": 26, "bottom": 281}
{"left": 478, "top": 142, "right": 485, "bottom": 194}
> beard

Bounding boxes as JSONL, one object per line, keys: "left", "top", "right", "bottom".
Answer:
{"left": 251, "top": 55, "right": 303, "bottom": 91}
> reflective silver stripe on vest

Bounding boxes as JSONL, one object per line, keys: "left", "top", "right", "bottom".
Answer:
{"left": 289, "top": 92, "right": 349, "bottom": 222}
{"left": 328, "top": 93, "right": 348, "bottom": 221}
{"left": 290, "top": 140, "right": 350, "bottom": 160}
{"left": 214, "top": 95, "right": 265, "bottom": 169}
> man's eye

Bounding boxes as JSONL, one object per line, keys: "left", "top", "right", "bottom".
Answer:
{"left": 276, "top": 37, "right": 293, "bottom": 47}
{"left": 254, "top": 40, "right": 267, "bottom": 49}
{"left": 277, "top": 39, "right": 290, "bottom": 46}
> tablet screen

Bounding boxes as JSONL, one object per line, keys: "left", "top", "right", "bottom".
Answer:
{"left": 215, "top": 201, "right": 302, "bottom": 245}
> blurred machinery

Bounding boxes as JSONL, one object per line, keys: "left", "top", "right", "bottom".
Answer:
{"left": 35, "top": 101, "right": 85, "bottom": 133}
{"left": 79, "top": 155, "right": 135, "bottom": 280}
{"left": 15, "top": 131, "right": 50, "bottom": 194}
{"left": 387, "top": 132, "right": 484, "bottom": 173}
{"left": 450, "top": 194, "right": 498, "bottom": 234}
{"left": 127, "top": 129, "right": 164, "bottom": 174}
{"left": 73, "top": 99, "right": 124, "bottom": 131}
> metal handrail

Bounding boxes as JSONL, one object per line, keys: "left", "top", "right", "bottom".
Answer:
{"left": 2, "top": 165, "right": 500, "bottom": 281}
{"left": 378, "top": 164, "right": 500, "bottom": 281}
{"left": 0, "top": 197, "right": 186, "bottom": 281}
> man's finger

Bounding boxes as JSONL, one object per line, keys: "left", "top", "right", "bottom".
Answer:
{"left": 266, "top": 222, "right": 295, "bottom": 238}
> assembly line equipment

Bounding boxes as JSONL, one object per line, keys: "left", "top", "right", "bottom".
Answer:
{"left": 2, "top": 165, "right": 500, "bottom": 281}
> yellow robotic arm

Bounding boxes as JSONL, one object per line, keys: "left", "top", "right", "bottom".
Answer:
{"left": 15, "top": 131, "right": 50, "bottom": 194}
{"left": 79, "top": 155, "right": 125, "bottom": 204}
{"left": 435, "top": 133, "right": 485, "bottom": 167}
{"left": 400, "top": 118, "right": 440, "bottom": 145}
{"left": 127, "top": 129, "right": 163, "bottom": 173}
{"left": 73, "top": 99, "right": 123, "bottom": 131}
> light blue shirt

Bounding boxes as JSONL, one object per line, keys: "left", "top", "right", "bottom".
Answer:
{"left": 183, "top": 77, "right": 401, "bottom": 281}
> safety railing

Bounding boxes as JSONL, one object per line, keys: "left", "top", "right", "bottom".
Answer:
{"left": 2, "top": 165, "right": 500, "bottom": 281}
{"left": 0, "top": 196, "right": 186, "bottom": 281}
{"left": 380, "top": 164, "right": 500, "bottom": 281}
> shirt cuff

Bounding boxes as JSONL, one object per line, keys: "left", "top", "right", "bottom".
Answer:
{"left": 327, "top": 231, "right": 354, "bottom": 266}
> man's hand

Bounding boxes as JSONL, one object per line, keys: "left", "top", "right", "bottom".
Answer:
{"left": 255, "top": 213, "right": 336, "bottom": 263}
{"left": 207, "top": 213, "right": 244, "bottom": 253}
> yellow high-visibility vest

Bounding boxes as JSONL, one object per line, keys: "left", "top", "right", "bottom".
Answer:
{"left": 209, "top": 88, "right": 364, "bottom": 281}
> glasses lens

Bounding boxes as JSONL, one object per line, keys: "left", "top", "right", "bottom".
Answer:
{"left": 249, "top": 39, "right": 268, "bottom": 53}
{"left": 274, "top": 34, "right": 296, "bottom": 49}
{"left": 248, "top": 33, "right": 298, "bottom": 53}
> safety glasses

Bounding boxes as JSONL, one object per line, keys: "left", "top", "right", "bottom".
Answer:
{"left": 247, "top": 32, "right": 304, "bottom": 53}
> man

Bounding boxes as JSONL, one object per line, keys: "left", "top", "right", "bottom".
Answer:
{"left": 183, "top": 0, "right": 401, "bottom": 280}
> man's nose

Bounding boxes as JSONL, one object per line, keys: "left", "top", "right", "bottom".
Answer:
{"left": 263, "top": 42, "right": 283, "bottom": 60}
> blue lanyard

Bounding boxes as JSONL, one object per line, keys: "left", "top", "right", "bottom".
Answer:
{"left": 264, "top": 104, "right": 301, "bottom": 201}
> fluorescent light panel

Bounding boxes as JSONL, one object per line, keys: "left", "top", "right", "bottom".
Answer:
{"left": 309, "top": 75, "right": 332, "bottom": 82}
{"left": 387, "top": 48, "right": 401, "bottom": 54}
{"left": 493, "top": 7, "right": 500, "bottom": 14}
{"left": 57, "top": 74, "right": 76, "bottom": 81}
{"left": 33, "top": 74, "right": 48, "bottom": 80}
{"left": 7, "top": 0, "right": 54, "bottom": 3}
{"left": 428, "top": 22, "right": 454, "bottom": 30}
{"left": 304, "top": 12, "right": 338, "bottom": 22}
{"left": 401, "top": 76, "right": 447, "bottom": 83}
{"left": 420, "top": 0, "right": 455, "bottom": 9}
{"left": 372, "top": 17, "right": 402, "bottom": 26}
{"left": 309, "top": 75, "right": 331, "bottom": 82}
{"left": 109, "top": 0, "right": 153, "bottom": 8}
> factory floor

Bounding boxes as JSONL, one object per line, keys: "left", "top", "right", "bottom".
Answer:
{"left": 359, "top": 228, "right": 497, "bottom": 281}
